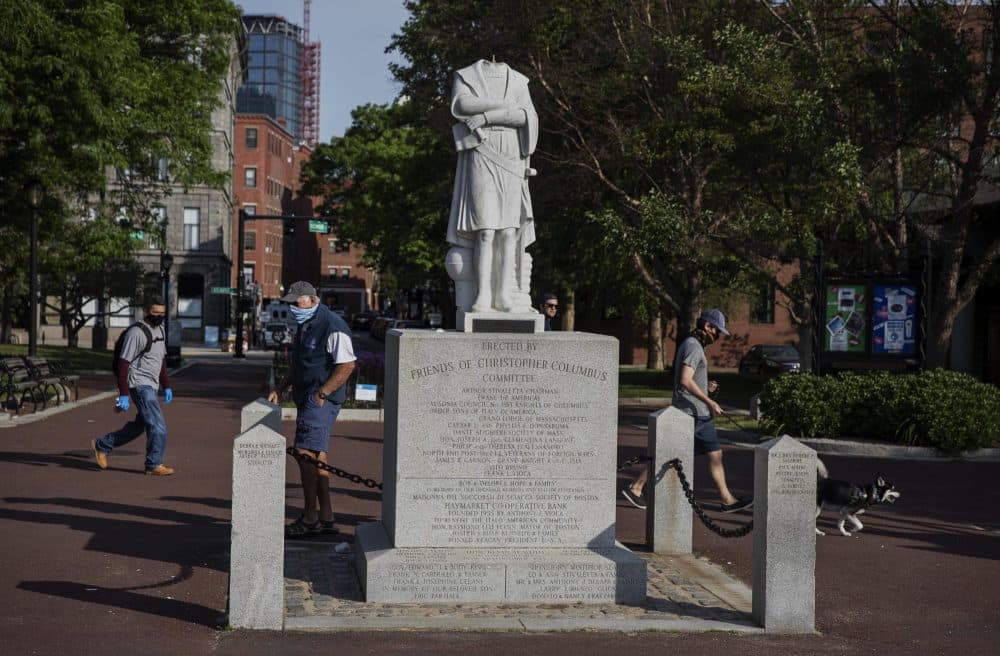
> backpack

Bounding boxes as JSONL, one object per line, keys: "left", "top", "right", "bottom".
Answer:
{"left": 111, "top": 323, "right": 154, "bottom": 374}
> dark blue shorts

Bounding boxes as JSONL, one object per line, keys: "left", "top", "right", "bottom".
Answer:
{"left": 694, "top": 416, "right": 721, "bottom": 455}
{"left": 294, "top": 394, "right": 340, "bottom": 453}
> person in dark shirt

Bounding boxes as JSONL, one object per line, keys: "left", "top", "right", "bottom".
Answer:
{"left": 267, "top": 281, "right": 357, "bottom": 537}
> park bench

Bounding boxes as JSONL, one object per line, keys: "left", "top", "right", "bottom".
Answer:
{"left": 23, "top": 356, "right": 79, "bottom": 403}
{"left": 0, "top": 357, "right": 48, "bottom": 415}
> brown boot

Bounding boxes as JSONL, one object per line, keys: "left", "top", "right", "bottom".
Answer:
{"left": 90, "top": 440, "right": 108, "bottom": 470}
{"left": 144, "top": 464, "right": 175, "bottom": 476}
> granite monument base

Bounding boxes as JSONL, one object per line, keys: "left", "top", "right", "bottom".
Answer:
{"left": 359, "top": 329, "right": 647, "bottom": 605}
{"left": 356, "top": 522, "right": 646, "bottom": 604}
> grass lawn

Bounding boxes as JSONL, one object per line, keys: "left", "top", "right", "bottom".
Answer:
{"left": 0, "top": 344, "right": 111, "bottom": 371}
{"left": 619, "top": 367, "right": 770, "bottom": 409}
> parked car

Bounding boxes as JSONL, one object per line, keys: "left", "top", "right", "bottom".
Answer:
{"left": 738, "top": 344, "right": 802, "bottom": 375}
{"left": 370, "top": 317, "right": 393, "bottom": 341}
{"left": 261, "top": 322, "right": 293, "bottom": 350}
{"left": 351, "top": 310, "right": 378, "bottom": 332}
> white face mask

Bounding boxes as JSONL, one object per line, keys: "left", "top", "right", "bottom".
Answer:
{"left": 290, "top": 304, "right": 319, "bottom": 324}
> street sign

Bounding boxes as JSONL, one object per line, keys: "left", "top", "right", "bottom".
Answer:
{"left": 210, "top": 286, "right": 235, "bottom": 295}
{"left": 308, "top": 220, "right": 329, "bottom": 233}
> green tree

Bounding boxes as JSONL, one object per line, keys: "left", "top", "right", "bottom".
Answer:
{"left": 765, "top": 0, "right": 1000, "bottom": 367}
{"left": 0, "top": 0, "right": 241, "bottom": 337}
{"left": 300, "top": 102, "right": 455, "bottom": 318}
{"left": 388, "top": 1, "right": 842, "bottom": 349}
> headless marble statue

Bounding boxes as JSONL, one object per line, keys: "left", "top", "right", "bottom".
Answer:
{"left": 446, "top": 59, "right": 538, "bottom": 315}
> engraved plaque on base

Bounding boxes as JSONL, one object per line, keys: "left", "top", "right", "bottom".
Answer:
{"left": 357, "top": 330, "right": 646, "bottom": 603}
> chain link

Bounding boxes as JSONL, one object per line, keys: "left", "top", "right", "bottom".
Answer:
{"left": 287, "top": 447, "right": 383, "bottom": 490}
{"left": 664, "top": 458, "right": 753, "bottom": 538}
{"left": 616, "top": 454, "right": 650, "bottom": 471}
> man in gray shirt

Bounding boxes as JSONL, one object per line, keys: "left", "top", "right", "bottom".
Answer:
{"left": 622, "top": 309, "right": 752, "bottom": 513}
{"left": 91, "top": 297, "right": 175, "bottom": 475}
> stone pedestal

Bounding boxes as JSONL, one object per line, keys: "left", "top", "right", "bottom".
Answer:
{"left": 356, "top": 330, "right": 646, "bottom": 603}
{"left": 240, "top": 397, "right": 282, "bottom": 434}
{"left": 646, "top": 407, "right": 694, "bottom": 554}
{"left": 752, "top": 435, "right": 816, "bottom": 632}
{"left": 229, "top": 426, "right": 286, "bottom": 629}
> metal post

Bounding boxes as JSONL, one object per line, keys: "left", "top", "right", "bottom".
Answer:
{"left": 812, "top": 239, "right": 824, "bottom": 375}
{"left": 235, "top": 209, "right": 247, "bottom": 358}
{"left": 28, "top": 204, "right": 38, "bottom": 356}
{"left": 160, "top": 249, "right": 173, "bottom": 361}
{"left": 25, "top": 180, "right": 44, "bottom": 357}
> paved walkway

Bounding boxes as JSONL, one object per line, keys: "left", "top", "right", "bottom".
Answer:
{"left": 283, "top": 542, "right": 757, "bottom": 632}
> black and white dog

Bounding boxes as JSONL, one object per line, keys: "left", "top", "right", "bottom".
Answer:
{"left": 816, "top": 459, "right": 900, "bottom": 537}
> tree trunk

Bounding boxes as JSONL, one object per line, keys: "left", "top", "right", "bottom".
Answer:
{"left": 647, "top": 310, "right": 664, "bottom": 369}
{"left": 562, "top": 288, "right": 575, "bottom": 332}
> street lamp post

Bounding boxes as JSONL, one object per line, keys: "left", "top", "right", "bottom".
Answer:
{"left": 161, "top": 251, "right": 173, "bottom": 359}
{"left": 25, "top": 180, "right": 44, "bottom": 357}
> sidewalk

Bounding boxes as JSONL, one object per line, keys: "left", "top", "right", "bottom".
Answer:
{"left": 0, "top": 355, "right": 996, "bottom": 656}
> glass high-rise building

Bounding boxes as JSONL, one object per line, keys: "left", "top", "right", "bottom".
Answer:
{"left": 238, "top": 15, "right": 306, "bottom": 144}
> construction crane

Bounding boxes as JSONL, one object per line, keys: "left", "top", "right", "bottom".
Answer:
{"left": 301, "top": 0, "right": 321, "bottom": 148}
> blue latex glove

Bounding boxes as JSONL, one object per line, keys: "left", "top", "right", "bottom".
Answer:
{"left": 164, "top": 388, "right": 173, "bottom": 404}
{"left": 116, "top": 395, "right": 130, "bottom": 412}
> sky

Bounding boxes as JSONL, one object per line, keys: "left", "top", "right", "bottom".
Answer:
{"left": 236, "top": 0, "right": 411, "bottom": 142}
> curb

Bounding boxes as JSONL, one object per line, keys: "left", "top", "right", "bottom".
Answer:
{"left": 716, "top": 429, "right": 1000, "bottom": 461}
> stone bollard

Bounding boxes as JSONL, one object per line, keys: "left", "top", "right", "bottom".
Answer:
{"left": 228, "top": 425, "right": 287, "bottom": 629}
{"left": 240, "top": 397, "right": 282, "bottom": 434}
{"left": 646, "top": 407, "right": 694, "bottom": 554}
{"left": 752, "top": 435, "right": 816, "bottom": 632}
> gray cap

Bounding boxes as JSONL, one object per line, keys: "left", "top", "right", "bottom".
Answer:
{"left": 699, "top": 308, "right": 730, "bottom": 336}
{"left": 280, "top": 281, "right": 317, "bottom": 303}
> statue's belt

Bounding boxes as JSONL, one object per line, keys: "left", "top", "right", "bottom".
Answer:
{"left": 472, "top": 140, "right": 527, "bottom": 178}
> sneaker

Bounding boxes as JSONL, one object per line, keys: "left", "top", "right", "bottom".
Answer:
{"left": 621, "top": 487, "right": 647, "bottom": 510}
{"left": 145, "top": 464, "right": 175, "bottom": 476}
{"left": 90, "top": 440, "right": 108, "bottom": 470}
{"left": 720, "top": 497, "right": 753, "bottom": 513}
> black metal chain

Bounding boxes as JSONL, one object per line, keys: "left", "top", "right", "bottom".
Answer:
{"left": 663, "top": 458, "right": 753, "bottom": 538}
{"left": 286, "top": 447, "right": 383, "bottom": 490}
{"left": 616, "top": 454, "right": 650, "bottom": 471}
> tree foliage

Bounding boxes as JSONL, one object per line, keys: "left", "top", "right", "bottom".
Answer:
{"left": 0, "top": 0, "right": 241, "bottom": 337}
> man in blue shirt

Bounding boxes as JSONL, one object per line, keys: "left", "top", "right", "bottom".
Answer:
{"left": 268, "top": 281, "right": 356, "bottom": 537}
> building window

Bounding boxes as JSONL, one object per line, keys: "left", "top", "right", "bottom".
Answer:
{"left": 750, "top": 281, "right": 775, "bottom": 324}
{"left": 183, "top": 207, "right": 200, "bottom": 250}
{"left": 244, "top": 167, "right": 257, "bottom": 188}
{"left": 327, "top": 238, "right": 336, "bottom": 254}
{"left": 243, "top": 204, "right": 256, "bottom": 216}
{"left": 177, "top": 273, "right": 204, "bottom": 329}
{"left": 148, "top": 206, "right": 167, "bottom": 250}
{"left": 245, "top": 127, "right": 258, "bottom": 149}
{"left": 156, "top": 158, "right": 169, "bottom": 182}
{"left": 341, "top": 267, "right": 351, "bottom": 278}
{"left": 245, "top": 231, "right": 256, "bottom": 250}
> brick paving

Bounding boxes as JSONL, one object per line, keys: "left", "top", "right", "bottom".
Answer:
{"left": 283, "top": 542, "right": 756, "bottom": 631}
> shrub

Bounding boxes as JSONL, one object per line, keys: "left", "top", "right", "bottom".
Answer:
{"left": 759, "top": 369, "right": 1000, "bottom": 452}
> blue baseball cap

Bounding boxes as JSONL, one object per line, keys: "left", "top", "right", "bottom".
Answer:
{"left": 699, "top": 309, "right": 729, "bottom": 336}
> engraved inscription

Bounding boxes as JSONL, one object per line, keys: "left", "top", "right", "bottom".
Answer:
{"left": 772, "top": 451, "right": 813, "bottom": 495}
{"left": 368, "top": 563, "right": 500, "bottom": 600}
{"left": 512, "top": 563, "right": 617, "bottom": 601}
{"left": 236, "top": 442, "right": 285, "bottom": 467}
